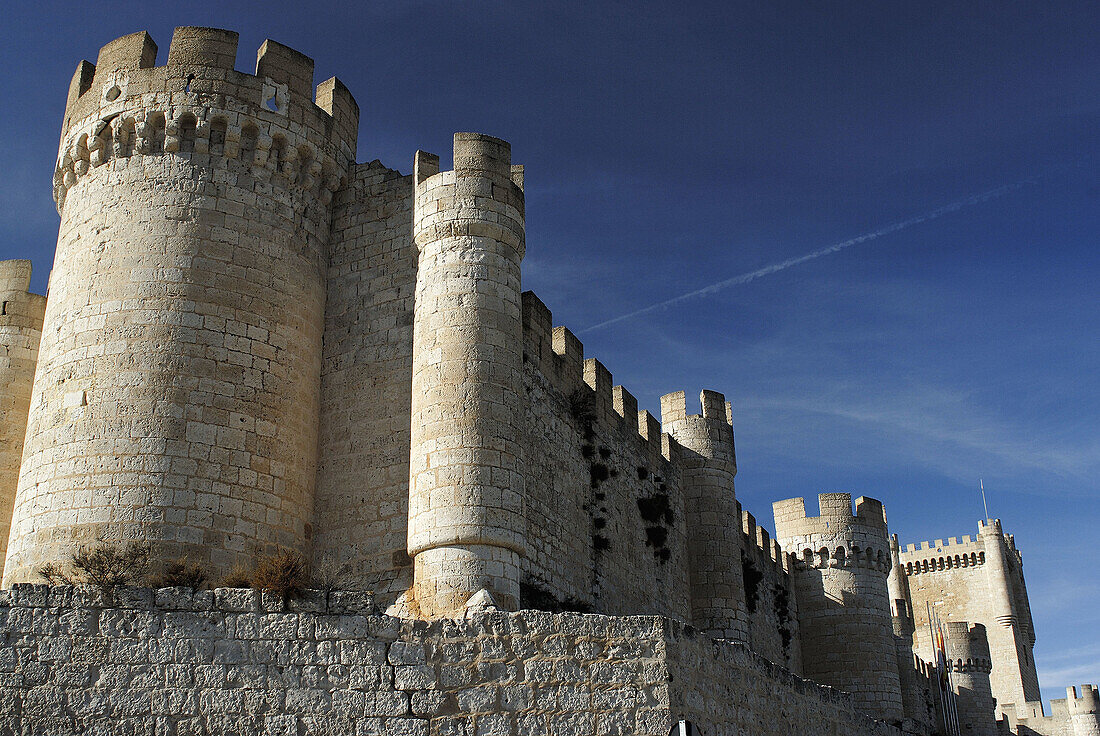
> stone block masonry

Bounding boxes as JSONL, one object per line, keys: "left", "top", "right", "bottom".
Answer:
{"left": 773, "top": 493, "right": 904, "bottom": 722}
{"left": 1, "top": 25, "right": 1093, "bottom": 736}
{"left": 900, "top": 520, "right": 1042, "bottom": 720}
{"left": 5, "top": 26, "right": 357, "bottom": 586}
{"left": 0, "top": 261, "right": 46, "bottom": 566}
{"left": 0, "top": 584, "right": 906, "bottom": 736}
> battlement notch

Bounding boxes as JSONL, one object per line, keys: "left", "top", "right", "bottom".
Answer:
{"left": 773, "top": 492, "right": 888, "bottom": 539}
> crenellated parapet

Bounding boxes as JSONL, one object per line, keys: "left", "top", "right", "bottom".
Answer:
{"left": 944, "top": 622, "right": 994, "bottom": 674}
{"left": 661, "top": 389, "right": 747, "bottom": 642}
{"left": 54, "top": 27, "right": 357, "bottom": 213}
{"left": 413, "top": 135, "right": 524, "bottom": 256}
{"left": 740, "top": 508, "right": 795, "bottom": 579}
{"left": 773, "top": 493, "right": 892, "bottom": 574}
{"left": 772, "top": 492, "right": 903, "bottom": 721}
{"left": 900, "top": 529, "right": 989, "bottom": 576}
{"left": 1003, "top": 686, "right": 1100, "bottom": 736}
{"left": 520, "top": 290, "right": 672, "bottom": 462}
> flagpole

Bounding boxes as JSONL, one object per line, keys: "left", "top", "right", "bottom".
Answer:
{"left": 981, "top": 479, "right": 989, "bottom": 520}
{"left": 929, "top": 602, "right": 948, "bottom": 736}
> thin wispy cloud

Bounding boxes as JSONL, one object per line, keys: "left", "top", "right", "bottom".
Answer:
{"left": 580, "top": 179, "right": 1034, "bottom": 334}
{"left": 741, "top": 386, "right": 1100, "bottom": 486}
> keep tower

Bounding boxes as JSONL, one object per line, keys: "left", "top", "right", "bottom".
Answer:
{"left": 660, "top": 389, "right": 748, "bottom": 641}
{"left": 3, "top": 28, "right": 358, "bottom": 583}
{"left": 773, "top": 492, "right": 904, "bottom": 722}
{"left": 408, "top": 134, "right": 527, "bottom": 617}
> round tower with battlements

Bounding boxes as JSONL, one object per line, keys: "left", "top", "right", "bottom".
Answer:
{"left": 660, "top": 389, "right": 748, "bottom": 641}
{"left": 945, "top": 621, "right": 997, "bottom": 736}
{"left": 0, "top": 261, "right": 47, "bottom": 570}
{"left": 773, "top": 492, "right": 904, "bottom": 722}
{"left": 1068, "top": 685, "right": 1100, "bottom": 736}
{"left": 407, "top": 133, "right": 527, "bottom": 617}
{"left": 3, "top": 27, "right": 358, "bottom": 584}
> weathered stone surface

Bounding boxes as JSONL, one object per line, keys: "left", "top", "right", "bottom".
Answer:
{"left": 0, "top": 589, "right": 905, "bottom": 736}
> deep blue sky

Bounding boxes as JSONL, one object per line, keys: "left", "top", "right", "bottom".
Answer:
{"left": 2, "top": 1, "right": 1097, "bottom": 702}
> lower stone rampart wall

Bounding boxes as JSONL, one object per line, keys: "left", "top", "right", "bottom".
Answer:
{"left": 664, "top": 622, "right": 903, "bottom": 736}
{"left": 1007, "top": 704, "right": 1100, "bottom": 736}
{"left": 0, "top": 584, "right": 906, "bottom": 736}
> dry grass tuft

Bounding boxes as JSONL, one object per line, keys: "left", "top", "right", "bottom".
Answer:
{"left": 253, "top": 548, "right": 308, "bottom": 601}
{"left": 148, "top": 558, "right": 208, "bottom": 590}
{"left": 70, "top": 541, "right": 150, "bottom": 590}
{"left": 219, "top": 565, "right": 255, "bottom": 589}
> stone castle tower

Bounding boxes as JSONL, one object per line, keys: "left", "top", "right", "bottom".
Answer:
{"left": 660, "top": 389, "right": 748, "bottom": 642}
{"left": 773, "top": 493, "right": 903, "bottom": 722}
{"left": 0, "top": 26, "right": 1096, "bottom": 736}
{"left": 899, "top": 519, "right": 1042, "bottom": 720}
{"left": 944, "top": 621, "right": 997, "bottom": 736}
{"left": 408, "top": 136, "right": 528, "bottom": 617}
{"left": 4, "top": 28, "right": 357, "bottom": 586}
{"left": 0, "top": 262, "right": 46, "bottom": 566}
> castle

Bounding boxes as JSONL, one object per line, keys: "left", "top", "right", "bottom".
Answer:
{"left": 0, "top": 26, "right": 1095, "bottom": 736}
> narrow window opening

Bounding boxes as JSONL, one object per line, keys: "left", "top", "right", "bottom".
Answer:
{"left": 179, "top": 114, "right": 197, "bottom": 154}
{"left": 271, "top": 138, "right": 286, "bottom": 173}
{"left": 209, "top": 119, "right": 227, "bottom": 156}
{"left": 149, "top": 114, "right": 166, "bottom": 154}
{"left": 185, "top": 74, "right": 194, "bottom": 94}
{"left": 239, "top": 125, "right": 258, "bottom": 166}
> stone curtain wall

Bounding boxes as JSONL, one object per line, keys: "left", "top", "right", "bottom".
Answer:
{"left": 520, "top": 292, "right": 692, "bottom": 620}
{"left": 738, "top": 509, "right": 802, "bottom": 673}
{"left": 664, "top": 625, "right": 901, "bottom": 736}
{"left": 313, "top": 162, "right": 417, "bottom": 606}
{"left": 0, "top": 585, "right": 905, "bottom": 736}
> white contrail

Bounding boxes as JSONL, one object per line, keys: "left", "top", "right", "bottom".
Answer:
{"left": 579, "top": 179, "right": 1031, "bottom": 334}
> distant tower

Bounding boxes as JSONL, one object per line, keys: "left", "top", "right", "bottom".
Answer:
{"left": 0, "top": 261, "right": 46, "bottom": 569}
{"left": 945, "top": 621, "right": 997, "bottom": 736}
{"left": 407, "top": 133, "right": 527, "bottom": 617}
{"left": 3, "top": 28, "right": 357, "bottom": 583}
{"left": 1068, "top": 685, "right": 1100, "bottom": 736}
{"left": 773, "top": 492, "right": 904, "bottom": 722}
{"left": 661, "top": 389, "right": 747, "bottom": 641}
{"left": 979, "top": 518, "right": 1042, "bottom": 710}
{"left": 899, "top": 518, "right": 1042, "bottom": 720}
{"left": 888, "top": 534, "right": 934, "bottom": 731}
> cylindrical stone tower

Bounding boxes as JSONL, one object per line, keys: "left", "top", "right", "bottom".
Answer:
{"left": 888, "top": 533, "right": 934, "bottom": 732}
{"left": 660, "top": 389, "right": 747, "bottom": 641}
{"left": 3, "top": 27, "right": 358, "bottom": 584}
{"left": 945, "top": 621, "right": 997, "bottom": 736}
{"left": 408, "top": 133, "right": 527, "bottom": 617}
{"left": 0, "top": 261, "right": 47, "bottom": 570}
{"left": 978, "top": 518, "right": 1042, "bottom": 709}
{"left": 773, "top": 492, "right": 904, "bottom": 722}
{"left": 1069, "top": 685, "right": 1100, "bottom": 736}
